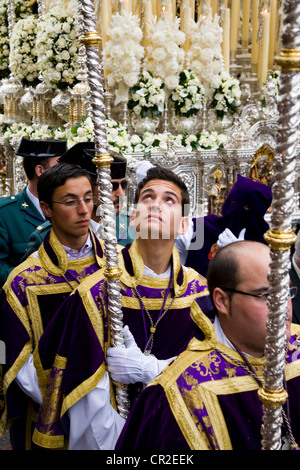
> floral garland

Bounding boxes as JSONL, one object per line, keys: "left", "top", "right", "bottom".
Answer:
{"left": 102, "top": 12, "right": 144, "bottom": 104}
{"left": 9, "top": 15, "right": 39, "bottom": 86}
{"left": 128, "top": 70, "right": 165, "bottom": 118}
{"left": 0, "top": 0, "right": 33, "bottom": 80}
{"left": 261, "top": 70, "right": 280, "bottom": 107}
{"left": 210, "top": 71, "right": 241, "bottom": 119}
{"left": 36, "top": 6, "right": 80, "bottom": 90}
{"left": 65, "top": 115, "right": 227, "bottom": 154}
{"left": 145, "top": 15, "right": 185, "bottom": 91}
{"left": 0, "top": 121, "right": 67, "bottom": 141}
{"left": 170, "top": 69, "right": 205, "bottom": 117}
{"left": 187, "top": 13, "right": 223, "bottom": 99}
{"left": 0, "top": 1, "right": 9, "bottom": 79}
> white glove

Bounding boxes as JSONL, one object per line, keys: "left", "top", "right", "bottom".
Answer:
{"left": 106, "top": 325, "right": 176, "bottom": 385}
{"left": 217, "top": 228, "right": 246, "bottom": 248}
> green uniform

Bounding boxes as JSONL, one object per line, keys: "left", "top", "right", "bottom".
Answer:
{"left": 0, "top": 187, "right": 45, "bottom": 287}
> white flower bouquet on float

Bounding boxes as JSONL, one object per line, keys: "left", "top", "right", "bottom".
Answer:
{"left": 128, "top": 70, "right": 165, "bottom": 118}
{"left": 36, "top": 6, "right": 80, "bottom": 89}
{"left": 9, "top": 15, "right": 39, "bottom": 86}
{"left": 187, "top": 13, "right": 223, "bottom": 100}
{"left": 128, "top": 70, "right": 165, "bottom": 134}
{"left": 0, "top": 1, "right": 10, "bottom": 80}
{"left": 102, "top": 11, "right": 144, "bottom": 104}
{"left": 0, "top": 121, "right": 67, "bottom": 141}
{"left": 144, "top": 15, "right": 185, "bottom": 92}
{"left": 170, "top": 69, "right": 205, "bottom": 117}
{"left": 210, "top": 70, "right": 241, "bottom": 120}
{"left": 170, "top": 69, "right": 205, "bottom": 134}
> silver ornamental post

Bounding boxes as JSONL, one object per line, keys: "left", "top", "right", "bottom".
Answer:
{"left": 77, "top": 0, "right": 130, "bottom": 419}
{"left": 258, "top": 0, "right": 300, "bottom": 450}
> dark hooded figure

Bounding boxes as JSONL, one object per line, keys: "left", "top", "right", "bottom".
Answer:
{"left": 183, "top": 174, "right": 272, "bottom": 277}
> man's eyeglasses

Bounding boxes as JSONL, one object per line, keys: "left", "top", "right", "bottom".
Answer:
{"left": 111, "top": 180, "right": 128, "bottom": 191}
{"left": 52, "top": 196, "right": 96, "bottom": 209}
{"left": 222, "top": 286, "right": 298, "bottom": 300}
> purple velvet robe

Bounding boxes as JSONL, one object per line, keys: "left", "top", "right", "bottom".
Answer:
{"left": 185, "top": 175, "right": 273, "bottom": 277}
{"left": 116, "top": 325, "right": 300, "bottom": 450}
{"left": 32, "top": 240, "right": 214, "bottom": 449}
{"left": 0, "top": 228, "right": 105, "bottom": 449}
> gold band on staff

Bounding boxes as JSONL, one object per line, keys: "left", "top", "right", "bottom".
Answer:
{"left": 275, "top": 49, "right": 300, "bottom": 71}
{"left": 80, "top": 31, "right": 102, "bottom": 47}
{"left": 92, "top": 154, "right": 113, "bottom": 168}
{"left": 264, "top": 229, "right": 297, "bottom": 251}
{"left": 258, "top": 387, "right": 289, "bottom": 409}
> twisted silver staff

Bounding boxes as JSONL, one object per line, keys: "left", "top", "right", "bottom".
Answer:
{"left": 258, "top": 0, "right": 300, "bottom": 450}
{"left": 77, "top": 0, "right": 129, "bottom": 419}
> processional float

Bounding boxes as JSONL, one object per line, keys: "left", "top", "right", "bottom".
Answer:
{"left": 77, "top": 0, "right": 129, "bottom": 419}
{"left": 259, "top": 0, "right": 300, "bottom": 450}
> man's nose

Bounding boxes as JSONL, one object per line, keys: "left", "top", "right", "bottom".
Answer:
{"left": 115, "top": 185, "right": 125, "bottom": 197}
{"left": 78, "top": 199, "right": 89, "bottom": 213}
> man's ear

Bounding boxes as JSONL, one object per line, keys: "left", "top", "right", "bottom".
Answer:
{"left": 39, "top": 201, "right": 52, "bottom": 219}
{"left": 35, "top": 164, "right": 45, "bottom": 178}
{"left": 177, "top": 216, "right": 189, "bottom": 236}
{"left": 129, "top": 209, "right": 137, "bottom": 228}
{"left": 213, "top": 287, "right": 230, "bottom": 316}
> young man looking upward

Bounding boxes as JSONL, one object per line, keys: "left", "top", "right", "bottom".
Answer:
{"left": 32, "top": 166, "right": 213, "bottom": 450}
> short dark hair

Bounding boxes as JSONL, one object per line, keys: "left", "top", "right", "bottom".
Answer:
{"left": 134, "top": 166, "right": 190, "bottom": 215}
{"left": 37, "top": 163, "right": 93, "bottom": 206}
{"left": 23, "top": 156, "right": 54, "bottom": 180}
{"left": 206, "top": 244, "right": 240, "bottom": 307}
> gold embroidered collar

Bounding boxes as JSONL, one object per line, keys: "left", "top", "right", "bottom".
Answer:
{"left": 119, "top": 240, "right": 188, "bottom": 297}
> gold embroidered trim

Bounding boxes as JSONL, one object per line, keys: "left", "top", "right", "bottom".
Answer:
{"left": 32, "top": 427, "right": 65, "bottom": 449}
{"left": 167, "top": 382, "right": 211, "bottom": 450}
{"left": 120, "top": 241, "right": 190, "bottom": 297}
{"left": 61, "top": 362, "right": 106, "bottom": 416}
{"left": 38, "top": 229, "right": 69, "bottom": 275}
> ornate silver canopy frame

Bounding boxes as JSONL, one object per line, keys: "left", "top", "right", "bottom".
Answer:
{"left": 258, "top": 0, "right": 300, "bottom": 450}
{"left": 77, "top": 0, "right": 129, "bottom": 419}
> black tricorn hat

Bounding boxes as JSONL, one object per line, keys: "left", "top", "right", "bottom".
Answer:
{"left": 16, "top": 137, "right": 67, "bottom": 158}
{"left": 58, "top": 142, "right": 127, "bottom": 179}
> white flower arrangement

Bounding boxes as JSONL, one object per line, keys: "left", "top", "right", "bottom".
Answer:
{"left": 64, "top": 116, "right": 227, "bottom": 155}
{"left": 0, "top": 1, "right": 10, "bottom": 79}
{"left": 15, "top": 0, "right": 33, "bottom": 19}
{"left": 144, "top": 15, "right": 185, "bottom": 91}
{"left": 36, "top": 6, "right": 80, "bottom": 89}
{"left": 0, "top": 0, "right": 33, "bottom": 80}
{"left": 68, "top": 116, "right": 134, "bottom": 153}
{"left": 170, "top": 69, "right": 205, "bottom": 117}
{"left": 0, "top": 121, "right": 67, "bottom": 141}
{"left": 210, "top": 71, "right": 241, "bottom": 119}
{"left": 128, "top": 70, "right": 165, "bottom": 118}
{"left": 102, "top": 12, "right": 144, "bottom": 104}
{"left": 9, "top": 15, "right": 39, "bottom": 86}
{"left": 187, "top": 13, "right": 223, "bottom": 99}
{"left": 261, "top": 70, "right": 280, "bottom": 107}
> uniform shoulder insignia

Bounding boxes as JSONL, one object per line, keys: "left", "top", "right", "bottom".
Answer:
{"left": 0, "top": 195, "right": 18, "bottom": 207}
{"left": 36, "top": 221, "right": 51, "bottom": 231}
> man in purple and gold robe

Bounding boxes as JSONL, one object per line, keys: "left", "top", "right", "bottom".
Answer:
{"left": 116, "top": 241, "right": 300, "bottom": 451}
{"left": 0, "top": 163, "right": 106, "bottom": 450}
{"left": 32, "top": 166, "right": 214, "bottom": 450}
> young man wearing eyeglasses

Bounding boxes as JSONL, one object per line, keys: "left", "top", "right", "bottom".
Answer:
{"left": 22, "top": 142, "right": 133, "bottom": 261}
{"left": 116, "top": 240, "right": 300, "bottom": 450}
{"left": 0, "top": 163, "right": 107, "bottom": 450}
